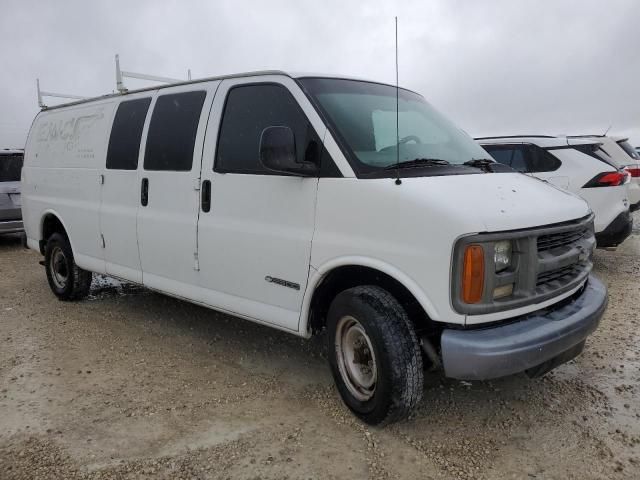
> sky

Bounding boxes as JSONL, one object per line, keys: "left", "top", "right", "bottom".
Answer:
{"left": 1, "top": 0, "right": 639, "bottom": 149}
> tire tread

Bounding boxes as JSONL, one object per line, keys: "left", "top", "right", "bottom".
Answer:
{"left": 329, "top": 285, "right": 424, "bottom": 425}
{"left": 45, "top": 233, "right": 92, "bottom": 301}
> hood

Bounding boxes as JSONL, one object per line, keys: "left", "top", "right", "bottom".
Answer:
{"left": 400, "top": 172, "right": 590, "bottom": 232}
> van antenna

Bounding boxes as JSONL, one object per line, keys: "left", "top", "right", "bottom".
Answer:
{"left": 603, "top": 124, "right": 612, "bottom": 136}
{"left": 36, "top": 78, "right": 88, "bottom": 109}
{"left": 115, "top": 54, "right": 190, "bottom": 93}
{"left": 394, "top": 16, "right": 401, "bottom": 185}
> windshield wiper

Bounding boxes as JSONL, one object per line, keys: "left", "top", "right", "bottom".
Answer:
{"left": 463, "top": 158, "right": 500, "bottom": 172}
{"left": 384, "top": 158, "right": 451, "bottom": 170}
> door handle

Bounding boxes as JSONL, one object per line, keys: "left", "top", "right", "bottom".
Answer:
{"left": 201, "top": 179, "right": 211, "bottom": 212}
{"left": 141, "top": 178, "right": 149, "bottom": 206}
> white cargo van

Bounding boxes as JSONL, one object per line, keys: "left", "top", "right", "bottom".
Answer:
{"left": 22, "top": 71, "right": 607, "bottom": 425}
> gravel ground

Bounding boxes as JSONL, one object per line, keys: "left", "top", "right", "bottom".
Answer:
{"left": 1, "top": 212, "right": 639, "bottom": 479}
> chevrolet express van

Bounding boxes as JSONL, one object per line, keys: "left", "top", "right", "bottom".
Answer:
{"left": 22, "top": 71, "right": 607, "bottom": 425}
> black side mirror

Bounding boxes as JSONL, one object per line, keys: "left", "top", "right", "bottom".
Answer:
{"left": 259, "top": 126, "right": 318, "bottom": 176}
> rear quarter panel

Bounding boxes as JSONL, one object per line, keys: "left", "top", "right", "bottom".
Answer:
{"left": 548, "top": 149, "right": 627, "bottom": 232}
{"left": 22, "top": 100, "right": 118, "bottom": 272}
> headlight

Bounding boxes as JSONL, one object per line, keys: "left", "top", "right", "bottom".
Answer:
{"left": 493, "top": 240, "right": 512, "bottom": 272}
{"left": 454, "top": 236, "right": 519, "bottom": 309}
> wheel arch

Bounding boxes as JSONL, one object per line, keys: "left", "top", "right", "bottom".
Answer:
{"left": 300, "top": 257, "right": 441, "bottom": 338}
{"left": 39, "top": 210, "right": 72, "bottom": 255}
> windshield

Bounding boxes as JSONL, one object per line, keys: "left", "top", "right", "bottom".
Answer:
{"left": 617, "top": 140, "right": 640, "bottom": 160}
{"left": 298, "top": 78, "right": 489, "bottom": 176}
{"left": 0, "top": 154, "right": 23, "bottom": 182}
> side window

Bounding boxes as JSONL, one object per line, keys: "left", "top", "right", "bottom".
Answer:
{"left": 483, "top": 145, "right": 528, "bottom": 172}
{"left": 144, "top": 91, "right": 206, "bottom": 171}
{"left": 530, "top": 146, "right": 561, "bottom": 172}
{"left": 617, "top": 140, "right": 640, "bottom": 160}
{"left": 0, "top": 154, "right": 23, "bottom": 181}
{"left": 216, "top": 84, "right": 335, "bottom": 175}
{"left": 106, "top": 98, "right": 151, "bottom": 170}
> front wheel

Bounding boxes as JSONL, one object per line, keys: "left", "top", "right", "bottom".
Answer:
{"left": 44, "top": 233, "right": 92, "bottom": 301}
{"left": 327, "top": 285, "right": 424, "bottom": 425}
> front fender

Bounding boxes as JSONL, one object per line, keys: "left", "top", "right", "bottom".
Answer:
{"left": 298, "top": 255, "right": 442, "bottom": 337}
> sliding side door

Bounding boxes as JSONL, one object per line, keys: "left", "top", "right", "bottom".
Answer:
{"left": 101, "top": 94, "right": 152, "bottom": 283}
{"left": 137, "top": 83, "right": 218, "bottom": 295}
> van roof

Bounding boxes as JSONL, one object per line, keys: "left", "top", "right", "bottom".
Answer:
{"left": 40, "top": 70, "right": 412, "bottom": 111}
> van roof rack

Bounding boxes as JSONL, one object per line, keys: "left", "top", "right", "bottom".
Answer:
{"left": 38, "top": 70, "right": 289, "bottom": 111}
{"left": 36, "top": 54, "right": 193, "bottom": 109}
{"left": 474, "top": 135, "right": 556, "bottom": 140}
{"left": 36, "top": 79, "right": 89, "bottom": 109}
{"left": 115, "top": 54, "right": 191, "bottom": 93}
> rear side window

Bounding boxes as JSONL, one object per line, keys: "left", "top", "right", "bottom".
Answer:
{"left": 569, "top": 143, "right": 617, "bottom": 168}
{"left": 216, "top": 84, "right": 323, "bottom": 175}
{"left": 482, "top": 145, "right": 528, "bottom": 172}
{"left": 617, "top": 140, "right": 640, "bottom": 160}
{"left": 0, "top": 154, "right": 23, "bottom": 182}
{"left": 530, "top": 147, "right": 561, "bottom": 172}
{"left": 144, "top": 91, "right": 206, "bottom": 171}
{"left": 106, "top": 98, "right": 151, "bottom": 170}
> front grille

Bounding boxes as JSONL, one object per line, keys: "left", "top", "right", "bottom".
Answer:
{"left": 535, "top": 264, "right": 586, "bottom": 295}
{"left": 536, "top": 264, "right": 579, "bottom": 286}
{"left": 452, "top": 214, "right": 595, "bottom": 315}
{"left": 537, "top": 227, "right": 588, "bottom": 251}
{"left": 535, "top": 217, "right": 594, "bottom": 294}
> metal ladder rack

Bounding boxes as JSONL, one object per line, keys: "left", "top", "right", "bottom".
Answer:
{"left": 36, "top": 79, "right": 88, "bottom": 109}
{"left": 36, "top": 54, "right": 192, "bottom": 108}
{"left": 115, "top": 54, "right": 191, "bottom": 93}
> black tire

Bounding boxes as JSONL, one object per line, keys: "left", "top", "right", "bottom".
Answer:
{"left": 327, "top": 285, "right": 423, "bottom": 425}
{"left": 44, "top": 232, "right": 92, "bottom": 301}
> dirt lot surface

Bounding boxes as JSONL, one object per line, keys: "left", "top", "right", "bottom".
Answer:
{"left": 1, "top": 214, "right": 639, "bottom": 479}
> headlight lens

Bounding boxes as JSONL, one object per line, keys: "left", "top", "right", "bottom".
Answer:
{"left": 494, "top": 240, "right": 512, "bottom": 272}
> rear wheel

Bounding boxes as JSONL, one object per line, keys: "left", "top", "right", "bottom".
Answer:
{"left": 327, "top": 285, "right": 423, "bottom": 425}
{"left": 44, "top": 233, "right": 92, "bottom": 301}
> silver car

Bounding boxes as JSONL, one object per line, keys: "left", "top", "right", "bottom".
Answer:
{"left": 0, "top": 149, "right": 23, "bottom": 234}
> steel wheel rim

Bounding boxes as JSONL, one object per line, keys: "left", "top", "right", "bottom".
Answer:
{"left": 335, "top": 315, "right": 377, "bottom": 402}
{"left": 50, "top": 246, "right": 69, "bottom": 289}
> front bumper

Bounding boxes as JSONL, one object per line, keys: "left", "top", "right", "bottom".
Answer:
{"left": 596, "top": 210, "right": 632, "bottom": 247}
{"left": 0, "top": 219, "right": 23, "bottom": 234}
{"left": 441, "top": 275, "right": 607, "bottom": 380}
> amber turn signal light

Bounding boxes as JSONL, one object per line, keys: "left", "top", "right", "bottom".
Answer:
{"left": 462, "top": 245, "right": 484, "bottom": 303}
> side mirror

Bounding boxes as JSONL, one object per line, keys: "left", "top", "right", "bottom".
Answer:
{"left": 259, "top": 126, "right": 318, "bottom": 176}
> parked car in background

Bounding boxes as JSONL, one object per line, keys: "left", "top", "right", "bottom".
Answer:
{"left": 612, "top": 137, "right": 640, "bottom": 211}
{"left": 566, "top": 135, "right": 640, "bottom": 212}
{"left": 478, "top": 135, "right": 632, "bottom": 247}
{"left": 22, "top": 72, "right": 607, "bottom": 424}
{"left": 0, "top": 149, "right": 24, "bottom": 234}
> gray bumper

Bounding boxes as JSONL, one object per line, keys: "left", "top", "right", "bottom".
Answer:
{"left": 0, "top": 219, "right": 24, "bottom": 234}
{"left": 441, "top": 275, "right": 607, "bottom": 380}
